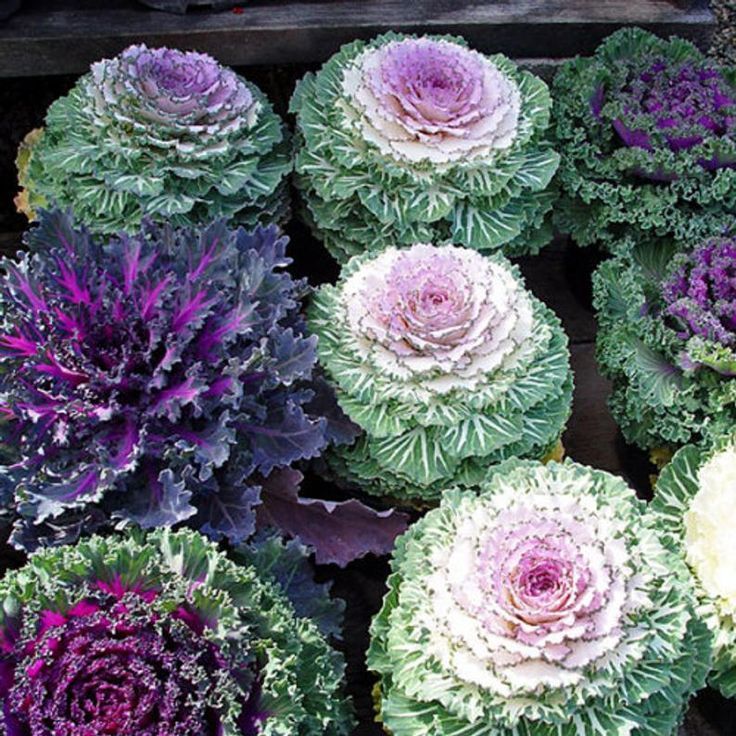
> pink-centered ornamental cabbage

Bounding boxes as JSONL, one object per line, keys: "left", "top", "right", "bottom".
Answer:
{"left": 309, "top": 245, "right": 572, "bottom": 500}
{"left": 16, "top": 44, "right": 290, "bottom": 234}
{"left": 343, "top": 37, "right": 521, "bottom": 164}
{"left": 292, "top": 33, "right": 558, "bottom": 261}
{"left": 344, "top": 244, "right": 533, "bottom": 385}
{"left": 368, "top": 459, "right": 711, "bottom": 736}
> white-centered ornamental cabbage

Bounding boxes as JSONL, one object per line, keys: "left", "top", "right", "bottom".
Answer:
{"left": 369, "top": 459, "right": 711, "bottom": 736}
{"left": 291, "top": 33, "right": 559, "bottom": 263}
{"left": 308, "top": 243, "right": 572, "bottom": 501}
{"left": 16, "top": 44, "right": 291, "bottom": 234}
{"left": 652, "top": 436, "right": 736, "bottom": 697}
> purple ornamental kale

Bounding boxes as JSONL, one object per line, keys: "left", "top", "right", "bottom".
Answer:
{"left": 1, "top": 595, "right": 264, "bottom": 736}
{"left": 0, "top": 210, "right": 327, "bottom": 550}
{"left": 592, "top": 57, "right": 736, "bottom": 171}
{"left": 663, "top": 238, "right": 736, "bottom": 346}
{"left": 0, "top": 530, "right": 355, "bottom": 736}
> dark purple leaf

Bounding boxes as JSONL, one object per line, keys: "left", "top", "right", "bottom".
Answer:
{"left": 193, "top": 482, "right": 261, "bottom": 544}
{"left": 245, "top": 402, "right": 327, "bottom": 476}
{"left": 257, "top": 468, "right": 410, "bottom": 567}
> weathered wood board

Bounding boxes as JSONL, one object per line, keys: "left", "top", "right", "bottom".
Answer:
{"left": 0, "top": 0, "right": 715, "bottom": 77}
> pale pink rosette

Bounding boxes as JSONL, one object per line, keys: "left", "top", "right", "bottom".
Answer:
{"left": 368, "top": 461, "right": 705, "bottom": 732}
{"left": 342, "top": 244, "right": 535, "bottom": 390}
{"left": 88, "top": 45, "right": 260, "bottom": 152}
{"left": 342, "top": 37, "right": 521, "bottom": 163}
{"left": 437, "top": 496, "right": 629, "bottom": 694}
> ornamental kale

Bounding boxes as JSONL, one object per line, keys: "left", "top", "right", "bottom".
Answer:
{"left": 369, "top": 459, "right": 710, "bottom": 736}
{"left": 0, "top": 529, "right": 354, "bottom": 735}
{"left": 652, "top": 435, "right": 736, "bottom": 698}
{"left": 594, "top": 235, "right": 736, "bottom": 452}
{"left": 309, "top": 243, "right": 572, "bottom": 501}
{"left": 291, "top": 33, "right": 559, "bottom": 262}
{"left": 16, "top": 44, "right": 291, "bottom": 234}
{"left": 0, "top": 211, "right": 328, "bottom": 550}
{"left": 553, "top": 27, "right": 736, "bottom": 252}
{"left": 663, "top": 238, "right": 736, "bottom": 348}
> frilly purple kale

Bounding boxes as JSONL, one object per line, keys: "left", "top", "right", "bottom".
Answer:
{"left": 553, "top": 27, "right": 736, "bottom": 251}
{"left": 603, "top": 62, "right": 736, "bottom": 168}
{"left": 663, "top": 238, "right": 736, "bottom": 347}
{"left": 0, "top": 211, "right": 327, "bottom": 550}
{"left": 0, "top": 529, "right": 355, "bottom": 735}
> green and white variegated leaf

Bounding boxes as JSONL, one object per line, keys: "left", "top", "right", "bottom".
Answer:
{"left": 370, "top": 427, "right": 456, "bottom": 486}
{"left": 509, "top": 147, "right": 560, "bottom": 192}
{"left": 145, "top": 192, "right": 198, "bottom": 217}
{"left": 624, "top": 336, "right": 682, "bottom": 407}
{"left": 104, "top": 173, "right": 165, "bottom": 198}
{"left": 335, "top": 393, "right": 414, "bottom": 437}
{"left": 451, "top": 199, "right": 527, "bottom": 251}
{"left": 438, "top": 411, "right": 523, "bottom": 461}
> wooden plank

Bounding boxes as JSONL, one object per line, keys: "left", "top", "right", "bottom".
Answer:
{"left": 0, "top": 0, "right": 714, "bottom": 77}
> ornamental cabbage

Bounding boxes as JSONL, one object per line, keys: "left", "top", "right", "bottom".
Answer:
{"left": 368, "top": 459, "right": 711, "bottom": 736}
{"left": 291, "top": 33, "right": 559, "bottom": 263}
{"left": 0, "top": 211, "right": 329, "bottom": 550}
{"left": 594, "top": 234, "right": 736, "bottom": 452}
{"left": 651, "top": 436, "right": 736, "bottom": 697}
{"left": 16, "top": 44, "right": 290, "bottom": 234}
{"left": 308, "top": 243, "right": 572, "bottom": 501}
{"left": 553, "top": 27, "right": 736, "bottom": 253}
{"left": 0, "top": 529, "right": 354, "bottom": 735}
